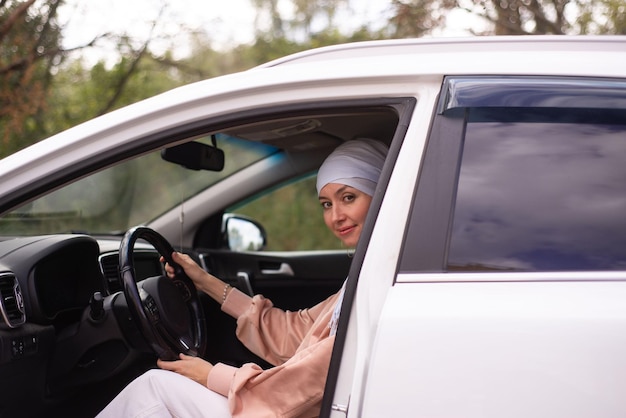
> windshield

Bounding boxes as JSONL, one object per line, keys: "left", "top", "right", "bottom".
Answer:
{"left": 0, "top": 134, "right": 278, "bottom": 236}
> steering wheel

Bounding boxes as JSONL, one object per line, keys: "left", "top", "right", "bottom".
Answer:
{"left": 119, "top": 226, "right": 207, "bottom": 361}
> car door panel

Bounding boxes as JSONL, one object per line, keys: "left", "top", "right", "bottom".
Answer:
{"left": 192, "top": 249, "right": 349, "bottom": 366}
{"left": 200, "top": 249, "right": 349, "bottom": 309}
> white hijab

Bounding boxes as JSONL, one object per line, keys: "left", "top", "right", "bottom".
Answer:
{"left": 316, "top": 138, "right": 389, "bottom": 198}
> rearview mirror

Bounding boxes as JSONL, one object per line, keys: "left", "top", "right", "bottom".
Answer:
{"left": 161, "top": 141, "right": 224, "bottom": 171}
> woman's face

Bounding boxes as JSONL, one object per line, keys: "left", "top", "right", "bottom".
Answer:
{"left": 319, "top": 183, "right": 373, "bottom": 248}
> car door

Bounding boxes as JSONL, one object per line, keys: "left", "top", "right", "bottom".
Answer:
{"left": 335, "top": 76, "right": 626, "bottom": 417}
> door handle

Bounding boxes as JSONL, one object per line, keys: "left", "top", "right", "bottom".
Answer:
{"left": 261, "top": 262, "right": 295, "bottom": 276}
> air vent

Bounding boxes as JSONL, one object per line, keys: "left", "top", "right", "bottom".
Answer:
{"left": 99, "top": 253, "right": 122, "bottom": 293}
{"left": 99, "top": 251, "right": 163, "bottom": 294}
{"left": 0, "top": 273, "right": 26, "bottom": 328}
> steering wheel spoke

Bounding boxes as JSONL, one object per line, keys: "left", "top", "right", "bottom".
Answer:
{"left": 140, "top": 290, "right": 161, "bottom": 323}
{"left": 172, "top": 280, "right": 192, "bottom": 301}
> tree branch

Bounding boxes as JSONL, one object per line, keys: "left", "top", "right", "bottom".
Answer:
{"left": 528, "top": 0, "right": 568, "bottom": 34}
{"left": 0, "top": 0, "right": 37, "bottom": 41}
{"left": 97, "top": 7, "right": 165, "bottom": 115}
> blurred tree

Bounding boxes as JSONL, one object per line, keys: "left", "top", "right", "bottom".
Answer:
{"left": 0, "top": 0, "right": 64, "bottom": 155}
{"left": 385, "top": 0, "right": 456, "bottom": 38}
{"left": 461, "top": 0, "right": 572, "bottom": 35}
{"left": 240, "top": 0, "right": 385, "bottom": 66}
{"left": 291, "top": 0, "right": 347, "bottom": 36}
{"left": 575, "top": 0, "right": 626, "bottom": 35}
{"left": 0, "top": 1, "right": 176, "bottom": 157}
{"left": 1, "top": 0, "right": 388, "bottom": 159}
{"left": 43, "top": 51, "right": 182, "bottom": 136}
{"left": 157, "top": 31, "right": 260, "bottom": 84}
{"left": 252, "top": 0, "right": 285, "bottom": 39}
{"left": 251, "top": 0, "right": 350, "bottom": 40}
{"left": 385, "top": 0, "right": 626, "bottom": 37}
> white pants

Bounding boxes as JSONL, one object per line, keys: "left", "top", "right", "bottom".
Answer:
{"left": 96, "top": 369, "right": 231, "bottom": 418}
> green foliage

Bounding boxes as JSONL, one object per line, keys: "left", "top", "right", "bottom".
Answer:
{"left": 252, "top": 0, "right": 348, "bottom": 38}
{"left": 575, "top": 0, "right": 626, "bottom": 35}
{"left": 155, "top": 32, "right": 250, "bottom": 84}
{"left": 386, "top": 0, "right": 456, "bottom": 38}
{"left": 0, "top": 0, "right": 64, "bottom": 157}
{"left": 40, "top": 53, "right": 183, "bottom": 140}
{"left": 456, "top": 0, "right": 626, "bottom": 35}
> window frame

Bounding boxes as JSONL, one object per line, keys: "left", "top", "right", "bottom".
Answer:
{"left": 399, "top": 76, "right": 626, "bottom": 274}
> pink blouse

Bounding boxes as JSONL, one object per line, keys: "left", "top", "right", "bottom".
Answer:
{"left": 206, "top": 287, "right": 342, "bottom": 417}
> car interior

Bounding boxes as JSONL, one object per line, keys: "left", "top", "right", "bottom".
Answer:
{"left": 0, "top": 103, "right": 401, "bottom": 417}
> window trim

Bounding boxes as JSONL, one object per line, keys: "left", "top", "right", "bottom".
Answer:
{"left": 400, "top": 76, "right": 626, "bottom": 274}
{"left": 439, "top": 76, "right": 626, "bottom": 113}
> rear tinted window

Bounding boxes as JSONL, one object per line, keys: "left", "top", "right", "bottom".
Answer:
{"left": 448, "top": 111, "right": 626, "bottom": 271}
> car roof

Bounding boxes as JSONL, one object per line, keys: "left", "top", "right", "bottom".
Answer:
{"left": 259, "top": 35, "right": 626, "bottom": 71}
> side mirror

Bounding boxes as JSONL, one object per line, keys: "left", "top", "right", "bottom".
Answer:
{"left": 222, "top": 214, "right": 267, "bottom": 252}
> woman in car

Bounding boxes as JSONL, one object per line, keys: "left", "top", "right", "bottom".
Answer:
{"left": 97, "top": 137, "right": 388, "bottom": 418}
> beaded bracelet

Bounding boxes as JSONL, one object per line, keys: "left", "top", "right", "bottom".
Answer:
{"left": 222, "top": 283, "right": 231, "bottom": 304}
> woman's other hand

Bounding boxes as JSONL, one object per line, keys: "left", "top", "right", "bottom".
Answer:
{"left": 157, "top": 353, "right": 213, "bottom": 386}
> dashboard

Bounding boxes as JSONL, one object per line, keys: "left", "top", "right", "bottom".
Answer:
{"left": 0, "top": 235, "right": 162, "bottom": 325}
{"left": 0, "top": 234, "right": 163, "bottom": 414}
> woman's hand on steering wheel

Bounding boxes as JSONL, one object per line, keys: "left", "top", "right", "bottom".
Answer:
{"left": 162, "top": 252, "right": 224, "bottom": 300}
{"left": 162, "top": 252, "right": 206, "bottom": 287}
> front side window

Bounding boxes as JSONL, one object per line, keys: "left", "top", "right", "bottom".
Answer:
{"left": 227, "top": 176, "right": 343, "bottom": 251}
{"left": 448, "top": 111, "right": 626, "bottom": 271}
